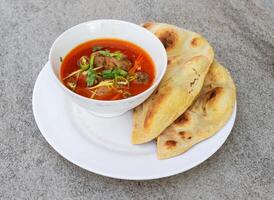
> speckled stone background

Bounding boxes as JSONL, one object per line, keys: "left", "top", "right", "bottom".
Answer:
{"left": 0, "top": 0, "right": 273, "bottom": 199}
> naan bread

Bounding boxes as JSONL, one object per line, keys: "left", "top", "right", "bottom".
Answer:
{"left": 157, "top": 60, "right": 236, "bottom": 159}
{"left": 132, "top": 22, "right": 214, "bottom": 144}
{"left": 142, "top": 22, "right": 214, "bottom": 61}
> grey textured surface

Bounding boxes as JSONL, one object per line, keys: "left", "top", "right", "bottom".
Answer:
{"left": 0, "top": 0, "right": 274, "bottom": 199}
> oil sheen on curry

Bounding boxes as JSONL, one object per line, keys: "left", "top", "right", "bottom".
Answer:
{"left": 60, "top": 38, "right": 155, "bottom": 100}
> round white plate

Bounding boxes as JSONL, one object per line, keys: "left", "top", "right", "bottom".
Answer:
{"left": 32, "top": 62, "right": 237, "bottom": 180}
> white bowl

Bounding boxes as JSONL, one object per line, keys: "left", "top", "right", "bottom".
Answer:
{"left": 49, "top": 19, "right": 167, "bottom": 117}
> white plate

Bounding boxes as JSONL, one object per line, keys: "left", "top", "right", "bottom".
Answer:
{"left": 32, "top": 62, "right": 237, "bottom": 180}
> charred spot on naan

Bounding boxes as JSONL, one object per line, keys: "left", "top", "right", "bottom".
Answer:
{"left": 208, "top": 89, "right": 217, "bottom": 100}
{"left": 178, "top": 131, "right": 192, "bottom": 139}
{"left": 142, "top": 21, "right": 154, "bottom": 29}
{"left": 206, "top": 87, "right": 223, "bottom": 102}
{"left": 165, "top": 140, "right": 177, "bottom": 149}
{"left": 201, "top": 87, "right": 224, "bottom": 115}
{"left": 191, "top": 37, "right": 204, "bottom": 47}
{"left": 155, "top": 28, "right": 179, "bottom": 50}
{"left": 174, "top": 112, "right": 191, "bottom": 125}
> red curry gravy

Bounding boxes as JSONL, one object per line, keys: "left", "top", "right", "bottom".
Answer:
{"left": 60, "top": 38, "right": 155, "bottom": 100}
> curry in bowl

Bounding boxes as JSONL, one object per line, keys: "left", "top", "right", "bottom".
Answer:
{"left": 60, "top": 38, "right": 155, "bottom": 100}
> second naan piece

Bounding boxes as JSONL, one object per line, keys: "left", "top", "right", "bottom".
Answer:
{"left": 157, "top": 60, "right": 236, "bottom": 159}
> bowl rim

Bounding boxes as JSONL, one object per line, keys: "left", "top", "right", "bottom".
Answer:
{"left": 49, "top": 19, "right": 167, "bottom": 104}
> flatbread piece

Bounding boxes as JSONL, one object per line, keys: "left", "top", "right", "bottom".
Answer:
{"left": 157, "top": 60, "right": 236, "bottom": 159}
{"left": 132, "top": 22, "right": 214, "bottom": 144}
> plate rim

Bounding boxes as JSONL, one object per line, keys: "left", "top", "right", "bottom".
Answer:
{"left": 32, "top": 61, "right": 237, "bottom": 180}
